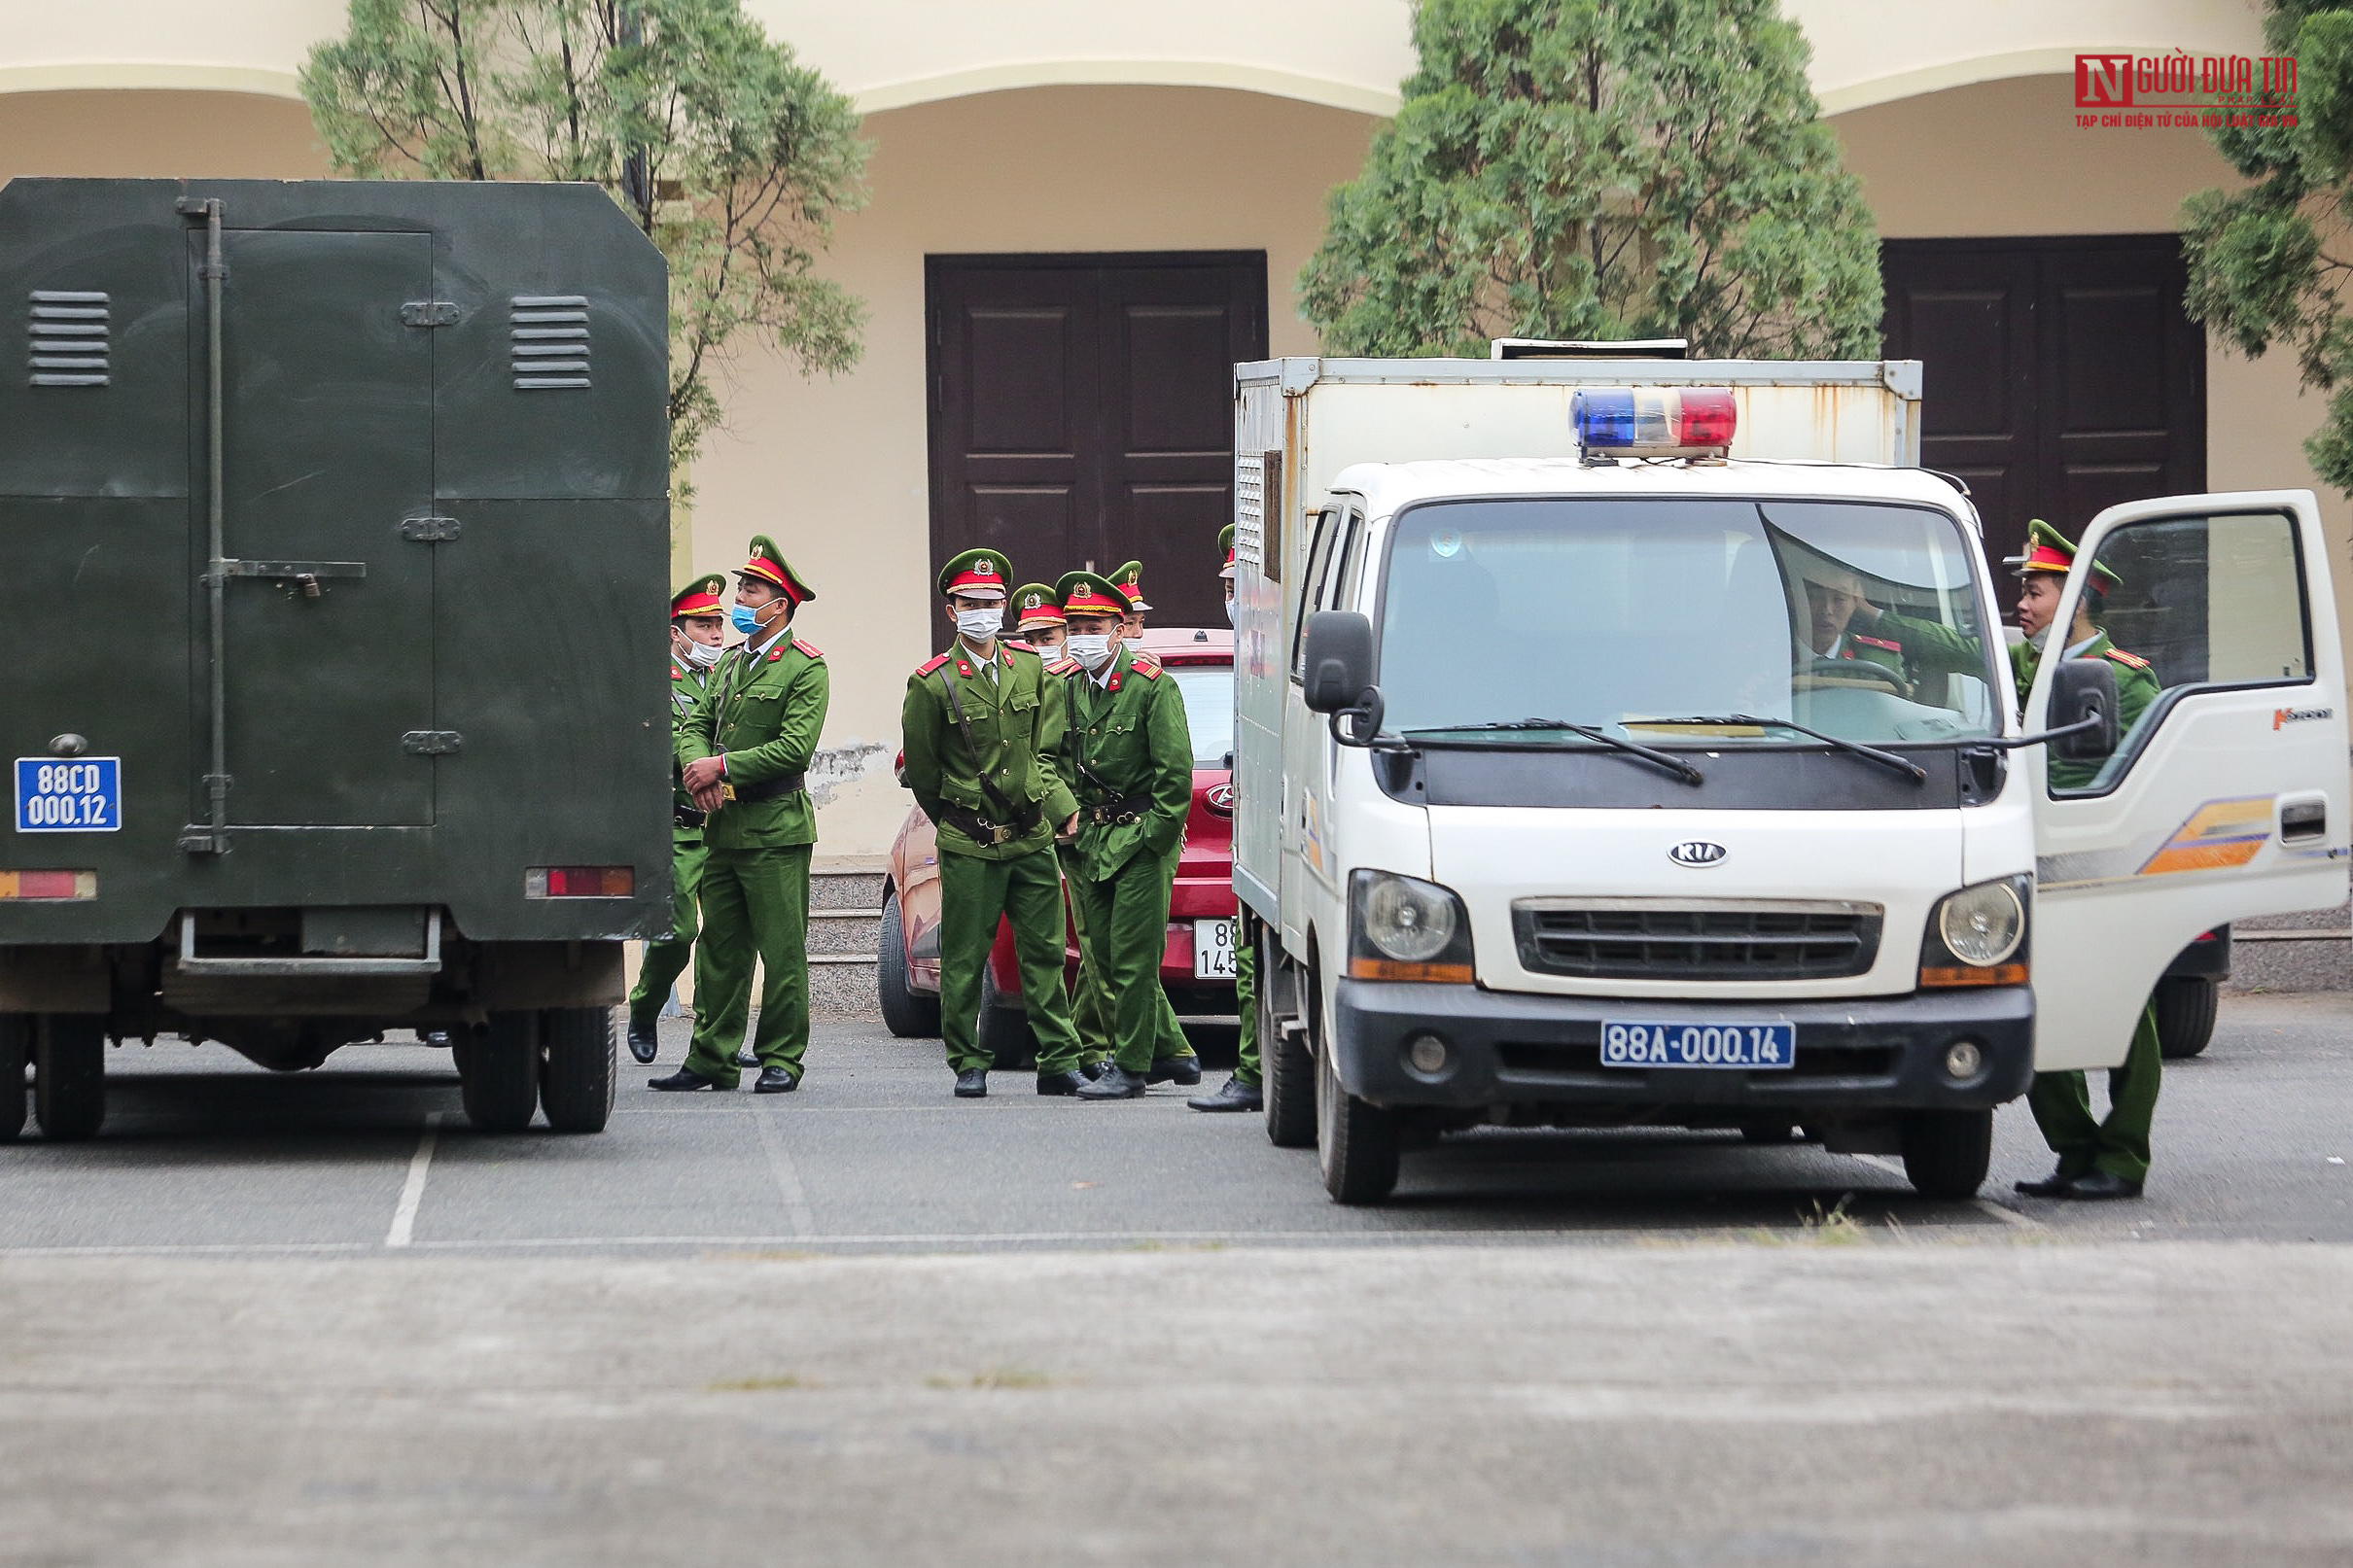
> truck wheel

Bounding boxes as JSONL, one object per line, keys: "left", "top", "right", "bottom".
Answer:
{"left": 1262, "top": 951, "right": 1316, "bottom": 1149}
{"left": 978, "top": 962, "right": 1035, "bottom": 1071}
{"left": 2155, "top": 976, "right": 2219, "bottom": 1061}
{"left": 539, "top": 1006, "right": 616, "bottom": 1133}
{"left": 0, "top": 1014, "right": 27, "bottom": 1143}
{"left": 32, "top": 1015, "right": 106, "bottom": 1142}
{"left": 878, "top": 890, "right": 940, "bottom": 1038}
{"left": 1315, "top": 994, "right": 1398, "bottom": 1203}
{"left": 1898, "top": 1109, "right": 1991, "bottom": 1199}
{"left": 458, "top": 1012, "right": 541, "bottom": 1133}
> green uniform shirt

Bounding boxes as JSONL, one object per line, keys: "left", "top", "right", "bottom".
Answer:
{"left": 1058, "top": 646, "right": 1194, "bottom": 882}
{"left": 901, "top": 639, "right": 1080, "bottom": 860}
{"left": 678, "top": 631, "right": 829, "bottom": 850}
{"left": 2012, "top": 629, "right": 2160, "bottom": 790}
{"left": 1843, "top": 610, "right": 1998, "bottom": 685}
{"left": 668, "top": 658, "right": 719, "bottom": 841}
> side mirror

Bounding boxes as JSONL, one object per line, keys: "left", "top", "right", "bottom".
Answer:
{"left": 1302, "top": 611, "right": 1376, "bottom": 714}
{"left": 2050, "top": 657, "right": 2121, "bottom": 761}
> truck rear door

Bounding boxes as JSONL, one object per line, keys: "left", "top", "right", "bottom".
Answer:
{"left": 2023, "top": 490, "right": 2348, "bottom": 1070}
{"left": 203, "top": 227, "right": 437, "bottom": 829}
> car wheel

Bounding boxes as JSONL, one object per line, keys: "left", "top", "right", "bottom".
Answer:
{"left": 459, "top": 1011, "right": 541, "bottom": 1133}
{"left": 1313, "top": 978, "right": 1397, "bottom": 1203}
{"left": 539, "top": 1006, "right": 616, "bottom": 1133}
{"left": 978, "top": 961, "right": 1035, "bottom": 1071}
{"left": 32, "top": 1014, "right": 106, "bottom": 1142}
{"left": 1261, "top": 943, "right": 1316, "bottom": 1149}
{"left": 878, "top": 890, "right": 941, "bottom": 1038}
{"left": 2155, "top": 975, "right": 2219, "bottom": 1061}
{"left": 0, "top": 1014, "right": 28, "bottom": 1143}
{"left": 1898, "top": 1108, "right": 1992, "bottom": 1199}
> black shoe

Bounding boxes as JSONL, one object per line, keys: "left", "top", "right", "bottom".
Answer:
{"left": 954, "top": 1068, "right": 989, "bottom": 1098}
{"left": 735, "top": 1048, "right": 760, "bottom": 1069}
{"left": 2061, "top": 1169, "right": 2145, "bottom": 1201}
{"left": 754, "top": 1066, "right": 799, "bottom": 1095}
{"left": 648, "top": 1068, "right": 730, "bottom": 1092}
{"left": 1077, "top": 1063, "right": 1147, "bottom": 1099}
{"left": 1079, "top": 1060, "right": 1111, "bottom": 1081}
{"left": 626, "top": 1024, "right": 659, "bottom": 1064}
{"left": 1149, "top": 1054, "right": 1202, "bottom": 1087}
{"left": 1188, "top": 1076, "right": 1263, "bottom": 1112}
{"left": 1036, "top": 1069, "right": 1091, "bottom": 1096}
{"left": 2013, "top": 1167, "right": 2079, "bottom": 1199}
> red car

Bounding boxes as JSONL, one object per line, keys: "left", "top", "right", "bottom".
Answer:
{"left": 878, "top": 627, "right": 1238, "bottom": 1063}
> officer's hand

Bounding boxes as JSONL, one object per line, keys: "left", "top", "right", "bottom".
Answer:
{"left": 1061, "top": 812, "right": 1079, "bottom": 839}
{"left": 690, "top": 780, "right": 726, "bottom": 813}
{"left": 682, "top": 756, "right": 725, "bottom": 792}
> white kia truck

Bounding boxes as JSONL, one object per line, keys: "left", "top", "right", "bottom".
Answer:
{"left": 1229, "top": 354, "right": 2348, "bottom": 1202}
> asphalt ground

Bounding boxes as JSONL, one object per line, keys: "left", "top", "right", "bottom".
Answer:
{"left": 3, "top": 993, "right": 2350, "bottom": 1252}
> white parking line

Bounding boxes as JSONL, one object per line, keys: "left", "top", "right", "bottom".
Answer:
{"left": 750, "top": 1111, "right": 817, "bottom": 1237}
{"left": 1851, "top": 1151, "right": 2043, "bottom": 1229}
{"left": 384, "top": 1111, "right": 442, "bottom": 1248}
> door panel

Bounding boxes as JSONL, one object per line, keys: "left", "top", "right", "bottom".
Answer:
{"left": 2025, "top": 491, "right": 2347, "bottom": 1070}
{"left": 928, "top": 254, "right": 1265, "bottom": 626}
{"left": 209, "top": 228, "right": 437, "bottom": 828}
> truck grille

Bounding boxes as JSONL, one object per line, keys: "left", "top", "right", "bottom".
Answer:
{"left": 1512, "top": 898, "right": 1881, "bottom": 982}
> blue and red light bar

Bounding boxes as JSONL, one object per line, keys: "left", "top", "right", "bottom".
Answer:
{"left": 1571, "top": 386, "right": 1738, "bottom": 456}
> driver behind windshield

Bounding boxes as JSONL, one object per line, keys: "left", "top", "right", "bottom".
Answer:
{"left": 1797, "top": 562, "right": 1911, "bottom": 685}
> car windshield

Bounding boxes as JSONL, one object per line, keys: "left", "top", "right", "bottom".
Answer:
{"left": 1376, "top": 497, "right": 2001, "bottom": 747}
{"left": 1168, "top": 664, "right": 1235, "bottom": 767}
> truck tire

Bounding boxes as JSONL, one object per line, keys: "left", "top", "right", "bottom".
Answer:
{"left": 1898, "top": 1108, "right": 1991, "bottom": 1199}
{"left": 2155, "top": 975, "right": 2219, "bottom": 1061}
{"left": 978, "top": 962, "right": 1035, "bottom": 1071}
{"left": 32, "top": 1015, "right": 105, "bottom": 1142}
{"left": 878, "top": 890, "right": 940, "bottom": 1038}
{"left": 458, "top": 1012, "right": 541, "bottom": 1133}
{"left": 1262, "top": 950, "right": 1316, "bottom": 1149}
{"left": 1315, "top": 991, "right": 1398, "bottom": 1203}
{"left": 0, "top": 1014, "right": 27, "bottom": 1143}
{"left": 539, "top": 1006, "right": 616, "bottom": 1133}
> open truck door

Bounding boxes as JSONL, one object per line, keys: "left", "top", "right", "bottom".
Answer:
{"left": 2024, "top": 491, "right": 2349, "bottom": 1071}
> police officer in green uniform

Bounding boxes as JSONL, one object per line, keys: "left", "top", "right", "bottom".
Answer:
{"left": 626, "top": 574, "right": 730, "bottom": 1064}
{"left": 1112, "top": 560, "right": 1150, "bottom": 638}
{"left": 900, "top": 550, "right": 1093, "bottom": 1098}
{"left": 1055, "top": 572, "right": 1199, "bottom": 1099}
{"left": 1797, "top": 561, "right": 1914, "bottom": 688}
{"left": 655, "top": 537, "right": 828, "bottom": 1095}
{"left": 1194, "top": 524, "right": 1261, "bottom": 1111}
{"left": 1011, "top": 581, "right": 1070, "bottom": 662}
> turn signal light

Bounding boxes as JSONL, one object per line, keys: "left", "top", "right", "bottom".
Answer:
{"left": 1919, "top": 962, "right": 2029, "bottom": 989}
{"left": 525, "top": 866, "right": 636, "bottom": 898}
{"left": 0, "top": 870, "right": 96, "bottom": 900}
{"left": 1348, "top": 957, "right": 1475, "bottom": 984}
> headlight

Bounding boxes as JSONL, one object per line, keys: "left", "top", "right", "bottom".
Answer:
{"left": 1361, "top": 873, "right": 1458, "bottom": 961}
{"left": 1935, "top": 881, "right": 2025, "bottom": 966}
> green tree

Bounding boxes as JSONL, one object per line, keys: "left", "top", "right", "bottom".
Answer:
{"left": 301, "top": 0, "right": 868, "bottom": 501}
{"left": 1299, "top": 0, "right": 1881, "bottom": 359}
{"left": 2182, "top": 2, "right": 2353, "bottom": 488}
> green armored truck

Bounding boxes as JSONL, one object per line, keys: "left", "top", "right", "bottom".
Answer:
{"left": 0, "top": 179, "right": 673, "bottom": 1140}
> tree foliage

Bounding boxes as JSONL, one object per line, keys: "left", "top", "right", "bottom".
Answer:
{"left": 2183, "top": 1, "right": 2353, "bottom": 489}
{"left": 1299, "top": 0, "right": 1882, "bottom": 359}
{"left": 302, "top": 0, "right": 868, "bottom": 492}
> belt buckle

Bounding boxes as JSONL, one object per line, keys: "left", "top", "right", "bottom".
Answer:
{"left": 720, "top": 784, "right": 737, "bottom": 803}
{"left": 988, "top": 823, "right": 1013, "bottom": 845}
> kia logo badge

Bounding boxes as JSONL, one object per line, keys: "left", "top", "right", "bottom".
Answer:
{"left": 1668, "top": 841, "right": 1728, "bottom": 868}
{"left": 1208, "top": 784, "right": 1235, "bottom": 810}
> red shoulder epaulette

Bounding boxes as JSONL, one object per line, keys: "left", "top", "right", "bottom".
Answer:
{"left": 793, "top": 637, "right": 823, "bottom": 659}
{"left": 1850, "top": 635, "right": 1902, "bottom": 653}
{"left": 1046, "top": 657, "right": 1079, "bottom": 676}
{"left": 1006, "top": 639, "right": 1036, "bottom": 653}
{"left": 2103, "top": 647, "right": 2151, "bottom": 670}
{"left": 917, "top": 653, "right": 951, "bottom": 677}
{"left": 1130, "top": 658, "right": 1161, "bottom": 680}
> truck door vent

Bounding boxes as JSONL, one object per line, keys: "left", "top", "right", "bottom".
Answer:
{"left": 27, "top": 290, "right": 110, "bottom": 387}
{"left": 1513, "top": 898, "right": 1881, "bottom": 982}
{"left": 509, "top": 295, "right": 590, "bottom": 390}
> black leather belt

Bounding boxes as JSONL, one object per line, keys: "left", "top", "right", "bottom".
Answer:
{"left": 1083, "top": 794, "right": 1151, "bottom": 826}
{"left": 724, "top": 771, "right": 806, "bottom": 805}
{"left": 941, "top": 802, "right": 1042, "bottom": 846}
{"left": 673, "top": 804, "right": 708, "bottom": 830}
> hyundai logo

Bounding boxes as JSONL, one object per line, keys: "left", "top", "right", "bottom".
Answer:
{"left": 1668, "top": 841, "right": 1728, "bottom": 868}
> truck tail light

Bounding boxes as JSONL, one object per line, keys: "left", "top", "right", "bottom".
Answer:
{"left": 0, "top": 870, "right": 97, "bottom": 900}
{"left": 525, "top": 866, "right": 636, "bottom": 898}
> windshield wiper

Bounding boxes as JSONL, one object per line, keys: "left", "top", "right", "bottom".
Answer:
{"left": 1649, "top": 714, "right": 1928, "bottom": 784}
{"left": 1401, "top": 718, "right": 1703, "bottom": 786}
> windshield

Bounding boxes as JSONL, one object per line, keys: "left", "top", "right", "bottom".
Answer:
{"left": 1376, "top": 497, "right": 2001, "bottom": 747}
{"left": 1169, "top": 664, "right": 1234, "bottom": 767}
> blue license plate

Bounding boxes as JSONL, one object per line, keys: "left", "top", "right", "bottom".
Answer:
{"left": 1601, "top": 1020, "right": 1795, "bottom": 1069}
{"left": 14, "top": 757, "right": 123, "bottom": 834}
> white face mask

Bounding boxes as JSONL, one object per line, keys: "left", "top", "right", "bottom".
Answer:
{"left": 1067, "top": 633, "right": 1114, "bottom": 672}
{"left": 955, "top": 607, "right": 1002, "bottom": 645}
{"left": 1223, "top": 597, "right": 1236, "bottom": 626}
{"left": 678, "top": 638, "right": 724, "bottom": 669}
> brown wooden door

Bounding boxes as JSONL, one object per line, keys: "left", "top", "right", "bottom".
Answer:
{"left": 929, "top": 253, "right": 1267, "bottom": 628}
{"left": 1881, "top": 236, "right": 2205, "bottom": 606}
